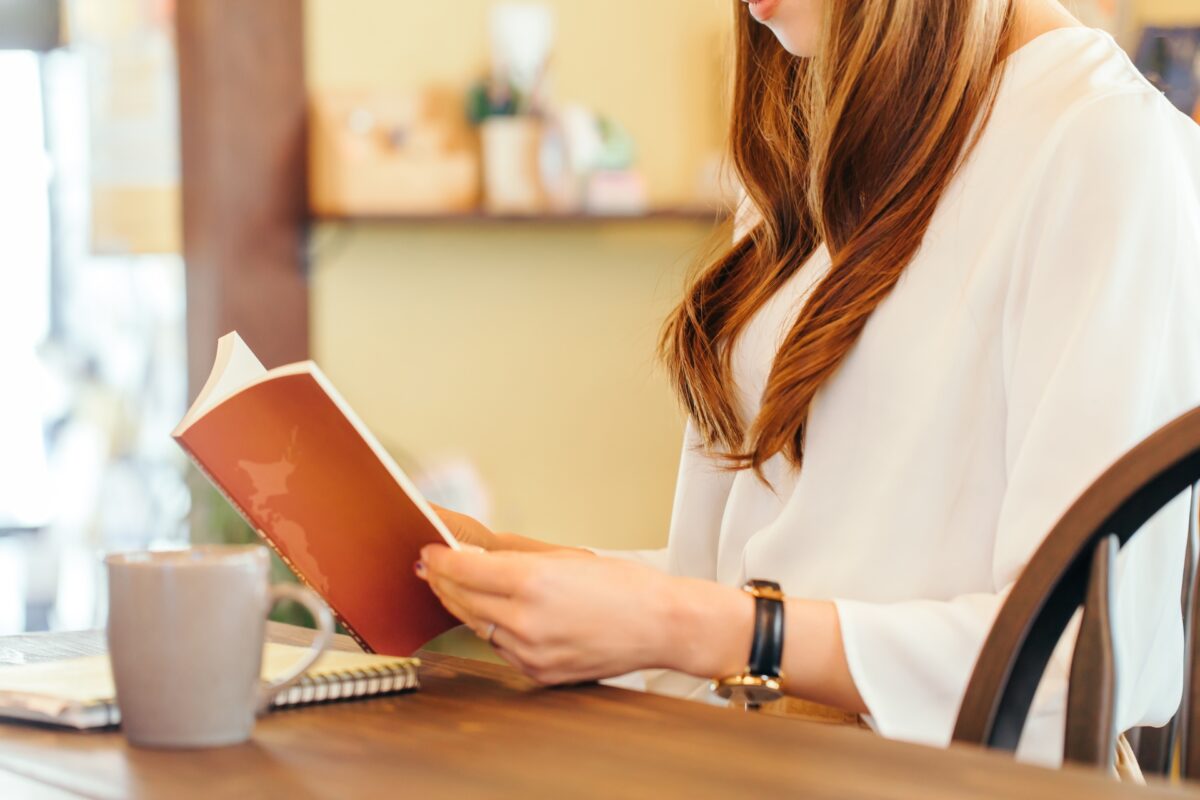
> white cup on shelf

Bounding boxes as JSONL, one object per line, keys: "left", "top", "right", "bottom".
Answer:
{"left": 480, "top": 115, "right": 549, "bottom": 215}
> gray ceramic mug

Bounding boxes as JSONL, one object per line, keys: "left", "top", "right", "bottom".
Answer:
{"left": 105, "top": 546, "right": 334, "bottom": 748}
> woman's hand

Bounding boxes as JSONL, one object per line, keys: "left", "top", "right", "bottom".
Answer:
{"left": 430, "top": 505, "right": 594, "bottom": 555}
{"left": 431, "top": 504, "right": 500, "bottom": 550}
{"left": 415, "top": 545, "right": 754, "bottom": 685}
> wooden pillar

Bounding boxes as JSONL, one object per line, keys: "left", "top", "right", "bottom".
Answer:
{"left": 176, "top": 0, "right": 309, "bottom": 395}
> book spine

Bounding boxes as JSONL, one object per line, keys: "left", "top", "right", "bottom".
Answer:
{"left": 176, "top": 437, "right": 377, "bottom": 655}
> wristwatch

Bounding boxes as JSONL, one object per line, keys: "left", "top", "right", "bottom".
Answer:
{"left": 710, "top": 579, "right": 786, "bottom": 710}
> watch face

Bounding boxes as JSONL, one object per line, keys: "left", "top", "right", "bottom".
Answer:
{"left": 710, "top": 675, "right": 785, "bottom": 707}
{"left": 728, "top": 684, "right": 785, "bottom": 708}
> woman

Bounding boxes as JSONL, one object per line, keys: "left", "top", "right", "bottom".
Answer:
{"left": 416, "top": 0, "right": 1200, "bottom": 766}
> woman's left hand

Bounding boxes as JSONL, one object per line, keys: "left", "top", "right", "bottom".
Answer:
{"left": 416, "top": 545, "right": 753, "bottom": 685}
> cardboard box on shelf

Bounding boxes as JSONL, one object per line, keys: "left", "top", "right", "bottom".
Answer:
{"left": 309, "top": 89, "right": 481, "bottom": 217}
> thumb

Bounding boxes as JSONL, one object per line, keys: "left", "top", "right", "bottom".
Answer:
{"left": 430, "top": 504, "right": 491, "bottom": 548}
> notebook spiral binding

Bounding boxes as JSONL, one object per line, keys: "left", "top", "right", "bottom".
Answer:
{"left": 272, "top": 661, "right": 420, "bottom": 708}
{"left": 84, "top": 698, "right": 121, "bottom": 727}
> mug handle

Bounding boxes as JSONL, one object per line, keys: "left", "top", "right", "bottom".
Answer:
{"left": 255, "top": 583, "right": 335, "bottom": 713}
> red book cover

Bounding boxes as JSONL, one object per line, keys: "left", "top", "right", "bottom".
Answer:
{"left": 173, "top": 333, "right": 460, "bottom": 655}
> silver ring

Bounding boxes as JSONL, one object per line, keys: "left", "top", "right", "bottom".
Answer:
{"left": 484, "top": 622, "right": 497, "bottom": 645}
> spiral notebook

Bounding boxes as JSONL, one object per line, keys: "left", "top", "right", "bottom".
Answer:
{"left": 0, "top": 644, "right": 420, "bottom": 730}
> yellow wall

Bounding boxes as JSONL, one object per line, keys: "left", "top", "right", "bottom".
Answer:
{"left": 306, "top": 2, "right": 733, "bottom": 549}
{"left": 1134, "top": 0, "right": 1200, "bottom": 25}
{"left": 310, "top": 222, "right": 715, "bottom": 549}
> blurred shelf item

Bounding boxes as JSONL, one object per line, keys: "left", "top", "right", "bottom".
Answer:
{"left": 312, "top": 207, "right": 729, "bottom": 225}
{"left": 0, "top": 526, "right": 41, "bottom": 539}
{"left": 479, "top": 116, "right": 549, "bottom": 215}
{"left": 309, "top": 90, "right": 482, "bottom": 217}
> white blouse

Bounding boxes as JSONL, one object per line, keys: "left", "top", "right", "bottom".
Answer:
{"left": 598, "top": 27, "right": 1200, "bottom": 766}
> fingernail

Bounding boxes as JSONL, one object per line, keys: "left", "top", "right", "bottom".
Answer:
{"left": 414, "top": 561, "right": 426, "bottom": 577}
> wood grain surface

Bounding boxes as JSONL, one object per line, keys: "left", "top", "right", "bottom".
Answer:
{"left": 0, "top": 624, "right": 1192, "bottom": 799}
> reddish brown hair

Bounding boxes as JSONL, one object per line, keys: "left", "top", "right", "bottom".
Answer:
{"left": 662, "top": 0, "right": 1015, "bottom": 474}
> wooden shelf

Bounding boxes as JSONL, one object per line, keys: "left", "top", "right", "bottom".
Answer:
{"left": 312, "top": 208, "right": 728, "bottom": 225}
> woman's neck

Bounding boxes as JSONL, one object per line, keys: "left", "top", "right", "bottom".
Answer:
{"left": 1005, "top": 0, "right": 1084, "bottom": 57}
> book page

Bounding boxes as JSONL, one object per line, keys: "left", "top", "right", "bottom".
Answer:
{"left": 0, "top": 655, "right": 113, "bottom": 703}
{"left": 174, "top": 332, "right": 267, "bottom": 435}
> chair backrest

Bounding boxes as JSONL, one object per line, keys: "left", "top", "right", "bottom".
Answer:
{"left": 952, "top": 406, "right": 1200, "bottom": 771}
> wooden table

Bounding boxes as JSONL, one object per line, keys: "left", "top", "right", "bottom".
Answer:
{"left": 0, "top": 624, "right": 1192, "bottom": 799}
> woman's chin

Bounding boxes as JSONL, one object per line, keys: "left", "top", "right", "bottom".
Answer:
{"left": 764, "top": 22, "right": 815, "bottom": 57}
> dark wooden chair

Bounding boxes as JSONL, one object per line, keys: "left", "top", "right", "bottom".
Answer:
{"left": 952, "top": 406, "right": 1200, "bottom": 774}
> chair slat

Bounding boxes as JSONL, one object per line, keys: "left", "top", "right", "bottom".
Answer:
{"left": 1064, "top": 534, "right": 1118, "bottom": 770}
{"left": 1130, "top": 724, "right": 1173, "bottom": 776}
{"left": 1135, "top": 484, "right": 1197, "bottom": 776}
{"left": 1183, "top": 486, "right": 1200, "bottom": 780}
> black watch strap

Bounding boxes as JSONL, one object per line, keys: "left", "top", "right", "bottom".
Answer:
{"left": 745, "top": 579, "right": 785, "bottom": 678}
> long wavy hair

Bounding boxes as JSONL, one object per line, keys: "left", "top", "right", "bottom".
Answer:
{"left": 662, "top": 0, "right": 1015, "bottom": 475}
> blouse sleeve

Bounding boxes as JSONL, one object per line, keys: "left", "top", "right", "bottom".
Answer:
{"left": 833, "top": 91, "right": 1200, "bottom": 764}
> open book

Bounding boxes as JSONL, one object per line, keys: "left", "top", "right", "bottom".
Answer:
{"left": 174, "top": 333, "right": 462, "bottom": 656}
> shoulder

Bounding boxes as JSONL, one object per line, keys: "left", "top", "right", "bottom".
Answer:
{"left": 1011, "top": 86, "right": 1200, "bottom": 267}
{"left": 1000, "top": 38, "right": 1200, "bottom": 315}
{"left": 1003, "top": 27, "right": 1155, "bottom": 116}
{"left": 1003, "top": 28, "right": 1200, "bottom": 193}
{"left": 1044, "top": 91, "right": 1200, "bottom": 203}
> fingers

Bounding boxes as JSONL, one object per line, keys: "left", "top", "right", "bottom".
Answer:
{"left": 431, "top": 504, "right": 471, "bottom": 532}
{"left": 429, "top": 578, "right": 519, "bottom": 637}
{"left": 414, "top": 547, "right": 585, "bottom": 686}
{"left": 424, "top": 574, "right": 568, "bottom": 685}
{"left": 429, "top": 505, "right": 494, "bottom": 550}
{"left": 416, "top": 553, "right": 526, "bottom": 640}
{"left": 420, "top": 545, "right": 532, "bottom": 597}
{"left": 493, "top": 647, "right": 522, "bottom": 668}
{"left": 434, "top": 503, "right": 480, "bottom": 542}
{"left": 488, "top": 628, "right": 579, "bottom": 686}
{"left": 428, "top": 580, "right": 484, "bottom": 631}
{"left": 490, "top": 629, "right": 534, "bottom": 674}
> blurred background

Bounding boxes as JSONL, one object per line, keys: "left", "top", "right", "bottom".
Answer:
{"left": 0, "top": 0, "right": 1197, "bottom": 640}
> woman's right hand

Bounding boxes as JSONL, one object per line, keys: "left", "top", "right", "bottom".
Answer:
{"left": 429, "top": 504, "right": 594, "bottom": 556}
{"left": 431, "top": 505, "right": 500, "bottom": 551}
